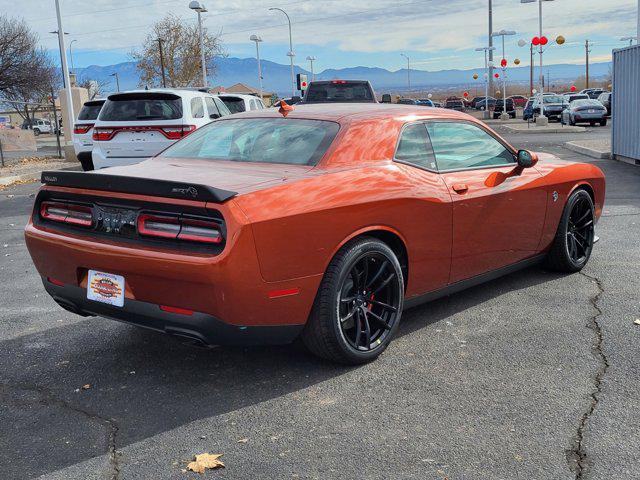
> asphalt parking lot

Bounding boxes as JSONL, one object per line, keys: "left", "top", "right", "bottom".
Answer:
{"left": 1, "top": 126, "right": 639, "bottom": 479}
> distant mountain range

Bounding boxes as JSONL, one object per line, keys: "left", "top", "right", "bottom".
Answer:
{"left": 73, "top": 56, "right": 612, "bottom": 96}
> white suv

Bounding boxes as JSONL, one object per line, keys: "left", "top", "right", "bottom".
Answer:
{"left": 31, "top": 118, "right": 53, "bottom": 136}
{"left": 92, "top": 89, "right": 231, "bottom": 169}
{"left": 218, "top": 93, "right": 266, "bottom": 113}
{"left": 73, "top": 99, "right": 105, "bottom": 171}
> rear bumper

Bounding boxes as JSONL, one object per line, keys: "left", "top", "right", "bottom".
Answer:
{"left": 92, "top": 149, "right": 150, "bottom": 169}
{"left": 43, "top": 278, "right": 303, "bottom": 345}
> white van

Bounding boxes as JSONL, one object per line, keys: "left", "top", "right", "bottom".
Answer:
{"left": 218, "top": 93, "right": 266, "bottom": 113}
{"left": 91, "top": 89, "right": 231, "bottom": 169}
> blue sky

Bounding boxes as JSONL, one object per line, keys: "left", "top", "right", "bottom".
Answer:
{"left": 6, "top": 0, "right": 639, "bottom": 72}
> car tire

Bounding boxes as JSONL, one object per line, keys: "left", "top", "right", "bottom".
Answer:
{"left": 569, "top": 117, "right": 576, "bottom": 126}
{"left": 600, "top": 119, "right": 607, "bottom": 126}
{"left": 543, "top": 189, "right": 595, "bottom": 273}
{"left": 33, "top": 128, "right": 40, "bottom": 136}
{"left": 301, "top": 237, "right": 404, "bottom": 364}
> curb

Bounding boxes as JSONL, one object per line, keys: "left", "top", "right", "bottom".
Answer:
{"left": 563, "top": 142, "right": 612, "bottom": 160}
{"left": 0, "top": 173, "right": 39, "bottom": 187}
{"left": 501, "top": 125, "right": 586, "bottom": 134}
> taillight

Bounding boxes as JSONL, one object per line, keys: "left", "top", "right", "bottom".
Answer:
{"left": 160, "top": 125, "right": 196, "bottom": 140}
{"left": 40, "top": 201, "right": 93, "bottom": 227}
{"left": 137, "top": 214, "right": 222, "bottom": 244}
{"left": 93, "top": 127, "right": 115, "bottom": 141}
{"left": 74, "top": 124, "right": 93, "bottom": 135}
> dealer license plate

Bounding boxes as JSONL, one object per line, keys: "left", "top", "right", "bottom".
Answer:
{"left": 87, "top": 270, "right": 125, "bottom": 307}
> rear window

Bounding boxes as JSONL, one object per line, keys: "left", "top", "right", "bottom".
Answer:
{"left": 304, "top": 82, "right": 374, "bottom": 103}
{"left": 77, "top": 101, "right": 104, "bottom": 121}
{"left": 160, "top": 118, "right": 339, "bottom": 166}
{"left": 543, "top": 95, "right": 565, "bottom": 104}
{"left": 220, "top": 97, "right": 245, "bottom": 114}
{"left": 99, "top": 93, "right": 182, "bottom": 121}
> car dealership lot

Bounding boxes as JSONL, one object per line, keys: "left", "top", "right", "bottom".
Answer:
{"left": 1, "top": 128, "right": 638, "bottom": 479}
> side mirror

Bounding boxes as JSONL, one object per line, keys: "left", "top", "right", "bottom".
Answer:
{"left": 517, "top": 149, "right": 538, "bottom": 168}
{"left": 210, "top": 113, "right": 220, "bottom": 119}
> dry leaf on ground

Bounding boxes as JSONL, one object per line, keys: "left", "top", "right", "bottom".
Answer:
{"left": 186, "top": 453, "right": 224, "bottom": 474}
{"left": 634, "top": 319, "right": 640, "bottom": 326}
{"left": 81, "top": 384, "right": 91, "bottom": 390}
{"left": 237, "top": 438, "right": 248, "bottom": 443}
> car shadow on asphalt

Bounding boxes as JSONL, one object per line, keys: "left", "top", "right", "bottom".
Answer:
{"left": 0, "top": 265, "right": 565, "bottom": 478}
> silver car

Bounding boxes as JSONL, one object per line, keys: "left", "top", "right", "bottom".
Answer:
{"left": 561, "top": 99, "right": 607, "bottom": 126}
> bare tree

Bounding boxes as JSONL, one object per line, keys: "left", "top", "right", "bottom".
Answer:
{"left": 131, "top": 14, "right": 225, "bottom": 88}
{"left": 0, "top": 15, "right": 58, "bottom": 124}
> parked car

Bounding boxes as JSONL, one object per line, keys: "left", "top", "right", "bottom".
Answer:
{"left": 91, "top": 89, "right": 231, "bottom": 169}
{"left": 561, "top": 99, "right": 607, "bottom": 126}
{"left": 493, "top": 98, "right": 517, "bottom": 119}
{"left": 586, "top": 89, "right": 605, "bottom": 99}
{"left": 28, "top": 104, "right": 605, "bottom": 364}
{"left": 272, "top": 96, "right": 302, "bottom": 107}
{"left": 432, "top": 101, "right": 443, "bottom": 108}
{"left": 597, "top": 92, "right": 612, "bottom": 116}
{"left": 73, "top": 99, "right": 105, "bottom": 171}
{"left": 523, "top": 98, "right": 535, "bottom": 121}
{"left": 218, "top": 93, "right": 265, "bottom": 114}
{"left": 416, "top": 99, "right": 435, "bottom": 107}
{"left": 564, "top": 93, "right": 590, "bottom": 104}
{"left": 444, "top": 98, "right": 465, "bottom": 111}
{"left": 300, "top": 80, "right": 377, "bottom": 103}
{"left": 28, "top": 118, "right": 53, "bottom": 136}
{"left": 508, "top": 95, "right": 528, "bottom": 108}
{"left": 380, "top": 94, "right": 392, "bottom": 103}
{"left": 532, "top": 94, "right": 567, "bottom": 122}
{"left": 475, "top": 97, "right": 497, "bottom": 110}
{"left": 397, "top": 98, "right": 418, "bottom": 105}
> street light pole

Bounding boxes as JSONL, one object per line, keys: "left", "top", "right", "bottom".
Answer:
{"left": 110, "top": 73, "right": 120, "bottom": 92}
{"left": 306, "top": 56, "right": 316, "bottom": 81}
{"left": 54, "top": 0, "right": 74, "bottom": 140}
{"left": 488, "top": 0, "right": 494, "bottom": 96}
{"left": 189, "top": 1, "right": 208, "bottom": 88}
{"left": 492, "top": 29, "right": 516, "bottom": 120}
{"left": 69, "top": 39, "right": 77, "bottom": 73}
{"left": 250, "top": 35, "right": 264, "bottom": 101}
{"left": 157, "top": 38, "right": 167, "bottom": 88}
{"left": 269, "top": 7, "right": 295, "bottom": 97}
{"left": 475, "top": 46, "right": 496, "bottom": 119}
{"left": 400, "top": 53, "right": 410, "bottom": 90}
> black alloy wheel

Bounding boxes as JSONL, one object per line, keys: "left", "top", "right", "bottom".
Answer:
{"left": 302, "top": 237, "right": 404, "bottom": 364}
{"left": 544, "top": 189, "right": 595, "bottom": 272}
{"left": 337, "top": 253, "right": 401, "bottom": 352}
{"left": 566, "top": 195, "right": 595, "bottom": 265}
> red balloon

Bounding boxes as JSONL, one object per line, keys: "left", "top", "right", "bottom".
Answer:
{"left": 500, "top": 58, "right": 507, "bottom": 68}
{"left": 570, "top": 85, "right": 576, "bottom": 92}
{"left": 540, "top": 36, "right": 549, "bottom": 46}
{"left": 463, "top": 91, "right": 469, "bottom": 97}
{"left": 494, "top": 73, "right": 500, "bottom": 78}
{"left": 532, "top": 37, "right": 540, "bottom": 46}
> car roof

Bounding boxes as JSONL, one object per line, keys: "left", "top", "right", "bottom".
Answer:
{"left": 218, "top": 93, "right": 262, "bottom": 101}
{"left": 106, "top": 88, "right": 215, "bottom": 99}
{"left": 228, "top": 103, "right": 477, "bottom": 124}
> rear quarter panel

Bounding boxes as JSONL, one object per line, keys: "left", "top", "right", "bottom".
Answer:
{"left": 235, "top": 162, "right": 453, "bottom": 298}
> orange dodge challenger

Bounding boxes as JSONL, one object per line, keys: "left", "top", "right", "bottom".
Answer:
{"left": 25, "top": 104, "right": 605, "bottom": 364}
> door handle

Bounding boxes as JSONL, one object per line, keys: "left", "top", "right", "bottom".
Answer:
{"left": 452, "top": 183, "right": 469, "bottom": 194}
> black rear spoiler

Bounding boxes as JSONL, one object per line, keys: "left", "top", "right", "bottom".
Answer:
{"left": 40, "top": 171, "right": 237, "bottom": 203}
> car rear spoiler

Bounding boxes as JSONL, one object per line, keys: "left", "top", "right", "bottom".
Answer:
{"left": 40, "top": 171, "right": 237, "bottom": 203}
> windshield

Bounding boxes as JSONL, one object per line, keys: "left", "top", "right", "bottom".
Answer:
{"left": 77, "top": 101, "right": 104, "bottom": 121}
{"left": 543, "top": 95, "right": 565, "bottom": 104}
{"left": 304, "top": 82, "right": 374, "bottom": 103}
{"left": 160, "top": 118, "right": 340, "bottom": 166}
{"left": 99, "top": 93, "right": 182, "bottom": 121}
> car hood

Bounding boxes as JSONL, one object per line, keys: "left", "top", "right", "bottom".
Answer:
{"left": 91, "top": 157, "right": 318, "bottom": 196}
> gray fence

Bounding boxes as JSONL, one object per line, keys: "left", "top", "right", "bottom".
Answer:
{"left": 612, "top": 45, "right": 640, "bottom": 165}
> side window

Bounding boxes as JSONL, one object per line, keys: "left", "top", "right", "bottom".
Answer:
{"left": 426, "top": 122, "right": 514, "bottom": 171}
{"left": 249, "top": 99, "right": 258, "bottom": 111}
{"left": 213, "top": 97, "right": 231, "bottom": 117}
{"left": 204, "top": 97, "right": 218, "bottom": 118}
{"left": 395, "top": 123, "right": 437, "bottom": 170}
{"left": 191, "top": 97, "right": 205, "bottom": 119}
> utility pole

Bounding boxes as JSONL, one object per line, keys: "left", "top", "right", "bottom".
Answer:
{"left": 488, "top": 0, "right": 494, "bottom": 95}
{"left": 401, "top": 53, "right": 411, "bottom": 90}
{"left": 54, "top": 0, "right": 74, "bottom": 142}
{"left": 157, "top": 38, "right": 167, "bottom": 88}
{"left": 585, "top": 40, "right": 591, "bottom": 89}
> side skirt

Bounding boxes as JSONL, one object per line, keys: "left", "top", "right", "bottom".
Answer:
{"left": 404, "top": 254, "right": 546, "bottom": 310}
